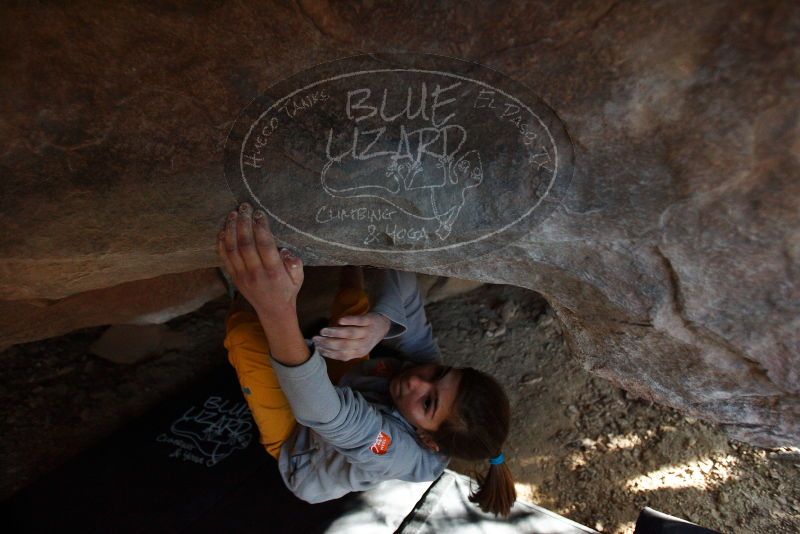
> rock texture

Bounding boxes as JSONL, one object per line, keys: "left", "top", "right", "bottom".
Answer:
{"left": 0, "top": 1, "right": 798, "bottom": 446}
{"left": 0, "top": 270, "right": 225, "bottom": 350}
{"left": 89, "top": 324, "right": 190, "bottom": 365}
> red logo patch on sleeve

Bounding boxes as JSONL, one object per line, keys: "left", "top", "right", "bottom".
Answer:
{"left": 369, "top": 431, "right": 392, "bottom": 455}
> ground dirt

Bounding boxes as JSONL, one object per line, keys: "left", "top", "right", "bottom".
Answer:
{"left": 1, "top": 282, "right": 798, "bottom": 533}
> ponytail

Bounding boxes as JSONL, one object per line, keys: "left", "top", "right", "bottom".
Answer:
{"left": 470, "top": 461, "right": 516, "bottom": 517}
{"left": 432, "top": 367, "right": 516, "bottom": 517}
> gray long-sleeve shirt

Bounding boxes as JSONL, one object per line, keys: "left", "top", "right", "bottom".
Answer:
{"left": 365, "top": 268, "right": 441, "bottom": 363}
{"left": 271, "top": 269, "right": 447, "bottom": 503}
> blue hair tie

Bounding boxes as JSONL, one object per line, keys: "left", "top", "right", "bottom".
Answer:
{"left": 488, "top": 452, "right": 505, "bottom": 465}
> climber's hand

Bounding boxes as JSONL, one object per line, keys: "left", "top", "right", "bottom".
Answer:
{"left": 312, "top": 312, "right": 391, "bottom": 361}
{"left": 216, "top": 202, "right": 304, "bottom": 316}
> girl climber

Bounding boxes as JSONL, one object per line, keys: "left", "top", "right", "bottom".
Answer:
{"left": 216, "top": 202, "right": 516, "bottom": 516}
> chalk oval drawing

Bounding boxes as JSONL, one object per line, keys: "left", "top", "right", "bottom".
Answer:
{"left": 224, "top": 53, "right": 574, "bottom": 264}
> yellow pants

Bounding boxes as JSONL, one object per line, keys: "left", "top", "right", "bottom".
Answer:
{"left": 223, "top": 287, "right": 370, "bottom": 459}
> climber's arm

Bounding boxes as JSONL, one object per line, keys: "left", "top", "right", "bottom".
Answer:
{"left": 217, "top": 202, "right": 309, "bottom": 367}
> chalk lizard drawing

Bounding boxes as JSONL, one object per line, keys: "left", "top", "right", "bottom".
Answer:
{"left": 320, "top": 143, "right": 483, "bottom": 240}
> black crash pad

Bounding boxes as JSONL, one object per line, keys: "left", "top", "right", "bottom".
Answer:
{"left": 3, "top": 365, "right": 361, "bottom": 533}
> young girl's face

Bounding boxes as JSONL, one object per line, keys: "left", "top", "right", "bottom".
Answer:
{"left": 389, "top": 363, "right": 461, "bottom": 433}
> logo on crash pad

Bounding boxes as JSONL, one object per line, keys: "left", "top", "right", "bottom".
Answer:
{"left": 224, "top": 53, "right": 573, "bottom": 265}
{"left": 156, "top": 395, "right": 253, "bottom": 467}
